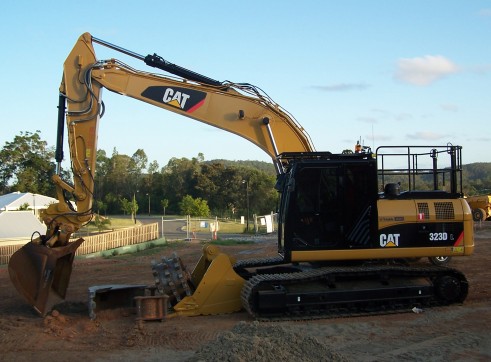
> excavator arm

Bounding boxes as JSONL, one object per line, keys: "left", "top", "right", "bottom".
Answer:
{"left": 71, "top": 33, "right": 313, "bottom": 165}
{"left": 8, "top": 32, "right": 314, "bottom": 315}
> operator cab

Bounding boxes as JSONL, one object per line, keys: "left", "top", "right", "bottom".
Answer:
{"left": 276, "top": 152, "right": 379, "bottom": 260}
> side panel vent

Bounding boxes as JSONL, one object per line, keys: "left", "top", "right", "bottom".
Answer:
{"left": 417, "top": 203, "right": 430, "bottom": 220}
{"left": 435, "top": 202, "right": 455, "bottom": 220}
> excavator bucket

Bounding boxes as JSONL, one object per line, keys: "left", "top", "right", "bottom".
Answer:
{"left": 152, "top": 244, "right": 245, "bottom": 316}
{"left": 8, "top": 238, "right": 84, "bottom": 316}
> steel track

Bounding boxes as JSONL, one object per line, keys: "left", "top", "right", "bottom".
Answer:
{"left": 237, "top": 260, "right": 468, "bottom": 321}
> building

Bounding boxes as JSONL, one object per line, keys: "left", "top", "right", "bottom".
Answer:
{"left": 0, "top": 191, "right": 56, "bottom": 218}
{"left": 0, "top": 192, "right": 56, "bottom": 244}
{"left": 0, "top": 211, "right": 45, "bottom": 241}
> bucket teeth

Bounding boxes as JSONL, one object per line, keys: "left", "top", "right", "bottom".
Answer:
{"left": 152, "top": 253, "right": 192, "bottom": 305}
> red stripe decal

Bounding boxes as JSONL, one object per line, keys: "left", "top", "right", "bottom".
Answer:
{"left": 187, "top": 99, "right": 205, "bottom": 113}
{"left": 454, "top": 232, "right": 464, "bottom": 246}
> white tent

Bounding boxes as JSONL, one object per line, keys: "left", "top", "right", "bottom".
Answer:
{"left": 0, "top": 211, "right": 45, "bottom": 244}
{"left": 0, "top": 191, "right": 56, "bottom": 214}
{"left": 0, "top": 192, "right": 55, "bottom": 244}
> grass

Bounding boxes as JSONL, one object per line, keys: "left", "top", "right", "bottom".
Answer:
{"left": 188, "top": 220, "right": 247, "bottom": 233}
{"left": 185, "top": 219, "right": 269, "bottom": 234}
{"left": 109, "top": 218, "right": 141, "bottom": 228}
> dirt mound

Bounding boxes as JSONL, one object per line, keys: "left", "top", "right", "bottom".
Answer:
{"left": 188, "top": 320, "right": 348, "bottom": 362}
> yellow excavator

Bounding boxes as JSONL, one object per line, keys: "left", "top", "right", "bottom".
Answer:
{"left": 9, "top": 33, "right": 474, "bottom": 318}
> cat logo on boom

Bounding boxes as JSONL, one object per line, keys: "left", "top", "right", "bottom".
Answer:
{"left": 163, "top": 88, "right": 190, "bottom": 109}
{"left": 141, "top": 86, "right": 206, "bottom": 113}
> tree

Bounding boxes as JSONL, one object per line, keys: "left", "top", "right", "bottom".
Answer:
{"left": 158, "top": 156, "right": 277, "bottom": 218}
{"left": 120, "top": 196, "right": 139, "bottom": 223}
{"left": 103, "top": 192, "right": 120, "bottom": 215}
{"left": 463, "top": 163, "right": 491, "bottom": 195}
{"left": 106, "top": 153, "right": 133, "bottom": 198}
{"left": 161, "top": 199, "right": 169, "bottom": 216}
{"left": 95, "top": 149, "right": 111, "bottom": 203}
{"left": 130, "top": 149, "right": 148, "bottom": 174}
{"left": 245, "top": 168, "right": 278, "bottom": 216}
{"left": 148, "top": 160, "right": 160, "bottom": 174}
{"left": 120, "top": 198, "right": 131, "bottom": 215}
{"left": 95, "top": 200, "right": 108, "bottom": 216}
{"left": 18, "top": 202, "right": 30, "bottom": 211}
{"left": 161, "top": 155, "right": 202, "bottom": 210}
{"left": 196, "top": 163, "right": 245, "bottom": 217}
{"left": 0, "top": 131, "right": 56, "bottom": 195}
{"left": 91, "top": 214, "right": 111, "bottom": 232}
{"left": 179, "top": 195, "right": 210, "bottom": 217}
{"left": 129, "top": 195, "right": 139, "bottom": 223}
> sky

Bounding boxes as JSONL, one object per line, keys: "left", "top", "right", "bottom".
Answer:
{"left": 2, "top": 1, "right": 490, "bottom": 170}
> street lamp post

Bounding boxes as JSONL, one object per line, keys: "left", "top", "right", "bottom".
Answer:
{"left": 146, "top": 193, "right": 150, "bottom": 216}
{"left": 242, "top": 180, "right": 250, "bottom": 232}
{"left": 132, "top": 192, "right": 137, "bottom": 224}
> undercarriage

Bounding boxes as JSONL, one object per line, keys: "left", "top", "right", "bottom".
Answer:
{"left": 236, "top": 258, "right": 468, "bottom": 320}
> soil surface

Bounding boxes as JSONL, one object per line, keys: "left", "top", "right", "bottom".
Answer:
{"left": 1, "top": 223, "right": 490, "bottom": 361}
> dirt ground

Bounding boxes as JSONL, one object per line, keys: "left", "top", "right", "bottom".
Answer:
{"left": 1, "top": 223, "right": 490, "bottom": 362}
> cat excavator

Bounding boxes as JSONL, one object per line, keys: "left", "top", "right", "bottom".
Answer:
{"left": 8, "top": 33, "right": 474, "bottom": 318}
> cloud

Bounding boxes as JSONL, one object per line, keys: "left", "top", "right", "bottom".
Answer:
{"left": 394, "top": 56, "right": 459, "bottom": 86}
{"left": 312, "top": 83, "right": 370, "bottom": 92}
{"left": 369, "top": 134, "right": 392, "bottom": 142}
{"left": 406, "top": 131, "right": 447, "bottom": 141}
{"left": 360, "top": 109, "right": 413, "bottom": 122}
{"left": 394, "top": 113, "right": 412, "bottom": 121}
{"left": 468, "top": 63, "right": 491, "bottom": 74}
{"left": 440, "top": 103, "right": 459, "bottom": 112}
{"left": 479, "top": 8, "right": 491, "bottom": 17}
{"left": 357, "top": 116, "right": 378, "bottom": 124}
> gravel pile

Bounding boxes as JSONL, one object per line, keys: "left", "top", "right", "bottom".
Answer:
{"left": 188, "top": 321, "right": 348, "bottom": 362}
